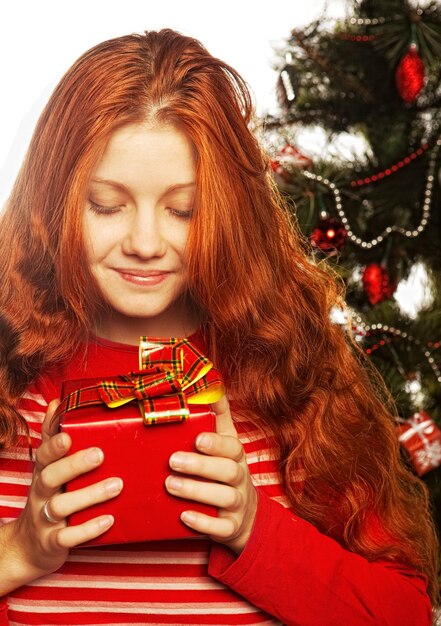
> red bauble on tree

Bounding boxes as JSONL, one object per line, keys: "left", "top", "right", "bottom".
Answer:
{"left": 311, "top": 215, "right": 347, "bottom": 252}
{"left": 362, "top": 263, "right": 397, "bottom": 305}
{"left": 395, "top": 44, "right": 425, "bottom": 103}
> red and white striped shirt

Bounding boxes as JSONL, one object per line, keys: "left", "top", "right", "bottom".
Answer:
{"left": 1, "top": 335, "right": 286, "bottom": 625}
{"left": 0, "top": 335, "right": 433, "bottom": 625}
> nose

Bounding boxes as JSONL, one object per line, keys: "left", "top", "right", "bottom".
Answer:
{"left": 121, "top": 206, "right": 166, "bottom": 259}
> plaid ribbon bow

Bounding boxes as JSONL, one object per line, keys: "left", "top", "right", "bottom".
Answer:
{"left": 55, "top": 337, "right": 225, "bottom": 425}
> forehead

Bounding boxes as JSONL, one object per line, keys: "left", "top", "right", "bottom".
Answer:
{"left": 91, "top": 123, "right": 196, "bottom": 193}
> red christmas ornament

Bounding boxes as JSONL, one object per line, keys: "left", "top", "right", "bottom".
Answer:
{"left": 362, "top": 263, "right": 397, "bottom": 305}
{"left": 271, "top": 144, "right": 314, "bottom": 181}
{"left": 311, "top": 216, "right": 347, "bottom": 252}
{"left": 279, "top": 144, "right": 313, "bottom": 169}
{"left": 395, "top": 45, "right": 425, "bottom": 103}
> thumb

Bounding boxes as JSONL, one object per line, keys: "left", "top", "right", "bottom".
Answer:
{"left": 211, "top": 395, "right": 237, "bottom": 437}
{"left": 41, "top": 399, "right": 61, "bottom": 443}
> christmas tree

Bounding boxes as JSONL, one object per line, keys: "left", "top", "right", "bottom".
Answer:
{"left": 266, "top": 0, "right": 441, "bottom": 537}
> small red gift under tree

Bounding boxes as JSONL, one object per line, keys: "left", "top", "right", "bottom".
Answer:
{"left": 265, "top": 0, "right": 441, "bottom": 540}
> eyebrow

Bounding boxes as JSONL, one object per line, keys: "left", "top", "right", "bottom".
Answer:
{"left": 90, "top": 178, "right": 196, "bottom": 193}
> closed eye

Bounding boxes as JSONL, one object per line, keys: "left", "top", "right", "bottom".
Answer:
{"left": 88, "top": 201, "right": 122, "bottom": 215}
{"left": 168, "top": 207, "right": 193, "bottom": 219}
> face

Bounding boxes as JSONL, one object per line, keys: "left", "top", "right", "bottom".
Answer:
{"left": 83, "top": 123, "right": 198, "bottom": 343}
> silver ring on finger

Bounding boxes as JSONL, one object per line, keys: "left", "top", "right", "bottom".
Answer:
{"left": 42, "top": 499, "right": 60, "bottom": 524}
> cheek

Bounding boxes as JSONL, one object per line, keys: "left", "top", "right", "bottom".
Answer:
{"left": 83, "top": 215, "right": 117, "bottom": 262}
{"left": 172, "top": 223, "right": 191, "bottom": 258}
{"left": 81, "top": 213, "right": 95, "bottom": 260}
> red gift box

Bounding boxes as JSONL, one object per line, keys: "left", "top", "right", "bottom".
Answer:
{"left": 397, "top": 411, "right": 441, "bottom": 476}
{"left": 56, "top": 337, "right": 225, "bottom": 546}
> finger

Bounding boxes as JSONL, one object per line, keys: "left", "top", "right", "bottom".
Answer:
{"left": 180, "top": 510, "right": 238, "bottom": 540}
{"left": 34, "top": 431, "right": 71, "bottom": 473}
{"left": 211, "top": 395, "right": 237, "bottom": 437}
{"left": 41, "top": 399, "right": 61, "bottom": 443}
{"left": 35, "top": 446, "right": 104, "bottom": 497}
{"left": 47, "top": 477, "right": 123, "bottom": 520}
{"left": 169, "top": 451, "right": 244, "bottom": 486}
{"left": 53, "top": 515, "right": 115, "bottom": 549}
{"left": 40, "top": 498, "right": 66, "bottom": 526}
{"left": 165, "top": 475, "right": 240, "bottom": 510}
{"left": 195, "top": 432, "right": 245, "bottom": 463}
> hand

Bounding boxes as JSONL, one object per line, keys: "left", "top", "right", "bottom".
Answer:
{"left": 165, "top": 396, "right": 257, "bottom": 554}
{"left": 12, "top": 400, "right": 123, "bottom": 580}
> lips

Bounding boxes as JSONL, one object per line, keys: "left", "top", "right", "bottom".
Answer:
{"left": 115, "top": 268, "right": 171, "bottom": 287}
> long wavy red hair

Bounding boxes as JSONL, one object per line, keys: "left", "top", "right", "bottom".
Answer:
{"left": 0, "top": 29, "right": 438, "bottom": 605}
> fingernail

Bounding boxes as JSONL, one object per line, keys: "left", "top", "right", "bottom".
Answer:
{"left": 85, "top": 447, "right": 104, "bottom": 465}
{"left": 181, "top": 511, "right": 196, "bottom": 525}
{"left": 99, "top": 515, "right": 114, "bottom": 530}
{"left": 105, "top": 478, "right": 123, "bottom": 496}
{"left": 56, "top": 433, "right": 68, "bottom": 449}
{"left": 166, "top": 476, "right": 183, "bottom": 491}
{"left": 169, "top": 453, "right": 185, "bottom": 470}
{"left": 196, "top": 433, "right": 211, "bottom": 450}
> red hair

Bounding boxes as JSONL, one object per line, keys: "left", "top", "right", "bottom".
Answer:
{"left": 0, "top": 29, "right": 438, "bottom": 604}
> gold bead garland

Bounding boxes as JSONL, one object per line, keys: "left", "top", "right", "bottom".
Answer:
{"left": 351, "top": 315, "right": 441, "bottom": 384}
{"left": 280, "top": 137, "right": 440, "bottom": 250}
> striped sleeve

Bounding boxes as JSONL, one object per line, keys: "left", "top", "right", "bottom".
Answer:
{"left": 0, "top": 385, "right": 49, "bottom": 525}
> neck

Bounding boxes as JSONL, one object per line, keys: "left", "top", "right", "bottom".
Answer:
{"left": 92, "top": 307, "right": 202, "bottom": 346}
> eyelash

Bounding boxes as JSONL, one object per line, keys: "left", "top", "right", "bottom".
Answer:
{"left": 89, "top": 201, "right": 121, "bottom": 215}
{"left": 88, "top": 201, "right": 193, "bottom": 220}
{"left": 168, "top": 207, "right": 193, "bottom": 220}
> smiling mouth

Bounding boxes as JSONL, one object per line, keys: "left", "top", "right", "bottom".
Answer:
{"left": 115, "top": 269, "right": 171, "bottom": 286}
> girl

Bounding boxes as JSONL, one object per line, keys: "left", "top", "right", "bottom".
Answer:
{"left": 0, "top": 29, "right": 438, "bottom": 625}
